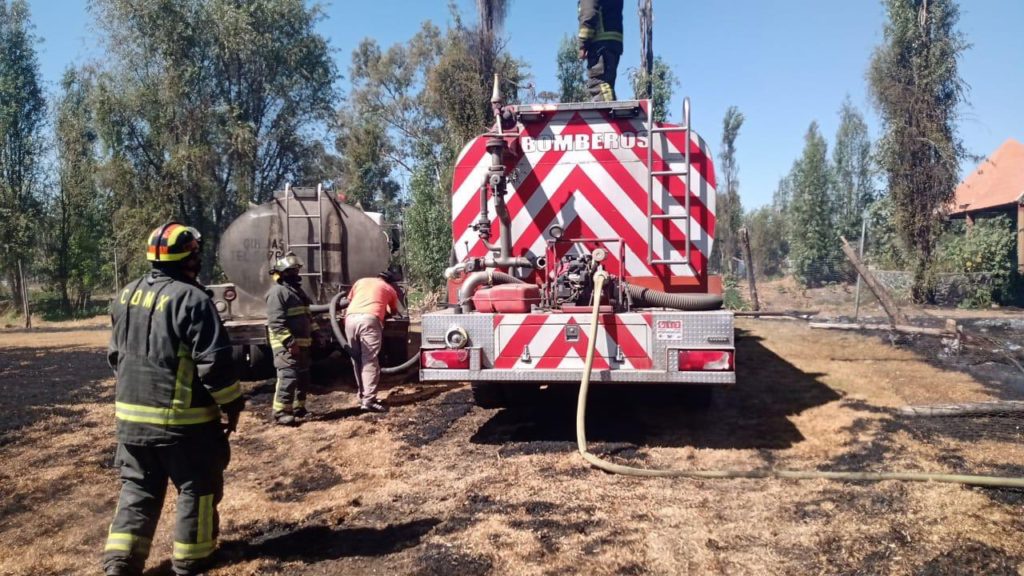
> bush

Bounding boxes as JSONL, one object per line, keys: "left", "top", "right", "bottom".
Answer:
{"left": 936, "top": 216, "right": 1017, "bottom": 307}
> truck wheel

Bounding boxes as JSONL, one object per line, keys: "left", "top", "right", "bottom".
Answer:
{"left": 471, "top": 382, "right": 506, "bottom": 409}
{"left": 248, "top": 344, "right": 274, "bottom": 380}
{"left": 232, "top": 345, "right": 254, "bottom": 381}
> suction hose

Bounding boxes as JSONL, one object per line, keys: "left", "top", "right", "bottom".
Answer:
{"left": 623, "top": 283, "right": 723, "bottom": 311}
{"left": 328, "top": 292, "right": 420, "bottom": 375}
{"left": 576, "top": 273, "right": 1024, "bottom": 488}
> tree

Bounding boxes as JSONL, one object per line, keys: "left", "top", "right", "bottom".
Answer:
{"left": 556, "top": 34, "right": 587, "bottom": 103}
{"left": 0, "top": 0, "right": 46, "bottom": 311}
{"left": 789, "top": 122, "right": 838, "bottom": 287}
{"left": 712, "top": 106, "right": 744, "bottom": 274}
{"left": 48, "top": 67, "right": 109, "bottom": 315}
{"left": 745, "top": 206, "right": 788, "bottom": 278}
{"left": 869, "top": 0, "right": 968, "bottom": 302}
{"left": 629, "top": 56, "right": 677, "bottom": 122}
{"left": 831, "top": 97, "right": 875, "bottom": 245}
{"left": 89, "top": 0, "right": 338, "bottom": 280}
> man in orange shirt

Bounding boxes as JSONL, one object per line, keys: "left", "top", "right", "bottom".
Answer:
{"left": 345, "top": 271, "right": 403, "bottom": 413}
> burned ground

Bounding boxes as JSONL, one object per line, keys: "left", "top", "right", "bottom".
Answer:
{"left": 1, "top": 317, "right": 1023, "bottom": 575}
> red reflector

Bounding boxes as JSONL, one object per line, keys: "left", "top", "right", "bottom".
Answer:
{"left": 223, "top": 288, "right": 237, "bottom": 302}
{"left": 421, "top": 349, "right": 470, "bottom": 369}
{"left": 678, "top": 350, "right": 733, "bottom": 371}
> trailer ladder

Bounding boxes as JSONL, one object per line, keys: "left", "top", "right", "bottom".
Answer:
{"left": 283, "top": 183, "right": 326, "bottom": 295}
{"left": 645, "top": 97, "right": 692, "bottom": 267}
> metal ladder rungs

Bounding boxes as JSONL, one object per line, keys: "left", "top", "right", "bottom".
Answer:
{"left": 288, "top": 214, "right": 322, "bottom": 219}
{"left": 288, "top": 243, "right": 321, "bottom": 248}
{"left": 650, "top": 214, "right": 689, "bottom": 221}
{"left": 651, "top": 169, "right": 689, "bottom": 177}
{"left": 649, "top": 125, "right": 690, "bottom": 134}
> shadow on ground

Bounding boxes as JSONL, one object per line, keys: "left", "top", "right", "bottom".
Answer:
{"left": 470, "top": 330, "right": 840, "bottom": 451}
{"left": 0, "top": 346, "right": 112, "bottom": 439}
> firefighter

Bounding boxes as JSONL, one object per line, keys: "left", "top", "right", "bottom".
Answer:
{"left": 578, "top": 0, "right": 624, "bottom": 102}
{"left": 104, "top": 223, "right": 244, "bottom": 576}
{"left": 345, "top": 271, "right": 403, "bottom": 413}
{"left": 266, "top": 252, "right": 318, "bottom": 425}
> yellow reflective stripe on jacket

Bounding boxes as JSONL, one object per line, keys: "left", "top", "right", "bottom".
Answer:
{"left": 115, "top": 402, "right": 219, "bottom": 426}
{"left": 210, "top": 381, "right": 241, "bottom": 405}
{"left": 173, "top": 344, "right": 194, "bottom": 410}
{"left": 105, "top": 532, "right": 151, "bottom": 553}
{"left": 295, "top": 337, "right": 312, "bottom": 347}
{"left": 268, "top": 328, "right": 292, "bottom": 352}
{"left": 172, "top": 539, "right": 216, "bottom": 560}
{"left": 595, "top": 31, "right": 623, "bottom": 42}
{"left": 579, "top": 26, "right": 595, "bottom": 39}
{"left": 286, "top": 306, "right": 310, "bottom": 317}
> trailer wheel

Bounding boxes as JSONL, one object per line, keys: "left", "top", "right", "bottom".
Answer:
{"left": 471, "top": 382, "right": 505, "bottom": 409}
{"left": 247, "top": 344, "right": 274, "bottom": 380}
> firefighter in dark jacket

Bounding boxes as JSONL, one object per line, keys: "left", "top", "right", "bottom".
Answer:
{"left": 578, "top": 0, "right": 624, "bottom": 102}
{"left": 266, "top": 253, "right": 318, "bottom": 425}
{"left": 104, "top": 223, "right": 244, "bottom": 576}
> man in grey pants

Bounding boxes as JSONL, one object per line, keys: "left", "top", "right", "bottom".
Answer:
{"left": 345, "top": 271, "right": 402, "bottom": 412}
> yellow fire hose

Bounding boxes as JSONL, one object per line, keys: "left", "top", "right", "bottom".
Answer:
{"left": 576, "top": 271, "right": 1024, "bottom": 488}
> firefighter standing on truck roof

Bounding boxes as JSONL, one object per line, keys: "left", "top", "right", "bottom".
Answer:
{"left": 578, "top": 0, "right": 624, "bottom": 102}
{"left": 103, "top": 223, "right": 244, "bottom": 576}
{"left": 266, "top": 252, "right": 318, "bottom": 426}
{"left": 345, "top": 271, "right": 402, "bottom": 413}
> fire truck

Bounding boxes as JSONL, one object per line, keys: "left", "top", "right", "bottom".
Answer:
{"left": 419, "top": 81, "right": 734, "bottom": 405}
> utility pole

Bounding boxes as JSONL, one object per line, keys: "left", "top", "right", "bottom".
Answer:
{"left": 639, "top": 0, "right": 654, "bottom": 98}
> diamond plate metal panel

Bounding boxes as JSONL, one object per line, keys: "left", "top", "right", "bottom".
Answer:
{"left": 422, "top": 312, "right": 497, "bottom": 365}
{"left": 421, "top": 369, "right": 735, "bottom": 385}
{"left": 649, "top": 310, "right": 734, "bottom": 369}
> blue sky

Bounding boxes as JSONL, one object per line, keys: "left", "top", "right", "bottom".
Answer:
{"left": 25, "top": 0, "right": 1024, "bottom": 208}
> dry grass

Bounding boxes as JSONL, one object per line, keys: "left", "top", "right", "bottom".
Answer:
{"left": 1, "top": 320, "right": 1023, "bottom": 575}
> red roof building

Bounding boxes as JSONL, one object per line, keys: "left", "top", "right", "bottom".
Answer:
{"left": 950, "top": 138, "right": 1024, "bottom": 273}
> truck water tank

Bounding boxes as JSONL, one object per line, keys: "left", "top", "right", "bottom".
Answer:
{"left": 218, "top": 192, "right": 391, "bottom": 317}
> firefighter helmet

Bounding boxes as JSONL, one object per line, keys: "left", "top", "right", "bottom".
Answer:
{"left": 270, "top": 253, "right": 303, "bottom": 275}
{"left": 146, "top": 222, "right": 202, "bottom": 262}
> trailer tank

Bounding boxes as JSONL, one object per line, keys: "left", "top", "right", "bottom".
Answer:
{"left": 215, "top": 187, "right": 392, "bottom": 319}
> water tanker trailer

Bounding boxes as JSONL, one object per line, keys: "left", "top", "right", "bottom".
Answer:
{"left": 208, "top": 185, "right": 410, "bottom": 379}
{"left": 420, "top": 86, "right": 733, "bottom": 406}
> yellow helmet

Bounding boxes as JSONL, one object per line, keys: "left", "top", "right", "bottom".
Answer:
{"left": 146, "top": 222, "right": 201, "bottom": 262}
{"left": 270, "top": 252, "right": 304, "bottom": 274}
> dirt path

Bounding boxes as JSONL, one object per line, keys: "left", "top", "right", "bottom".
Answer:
{"left": 1, "top": 320, "right": 1023, "bottom": 575}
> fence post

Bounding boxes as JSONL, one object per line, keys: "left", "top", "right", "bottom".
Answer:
{"left": 18, "top": 260, "right": 31, "bottom": 329}
{"left": 854, "top": 211, "right": 868, "bottom": 320}
{"left": 739, "top": 227, "right": 760, "bottom": 311}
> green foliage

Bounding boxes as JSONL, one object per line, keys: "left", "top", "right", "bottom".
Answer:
{"left": 722, "top": 276, "right": 749, "bottom": 311}
{"left": 869, "top": 0, "right": 968, "bottom": 303}
{"left": 831, "top": 97, "right": 875, "bottom": 243}
{"left": 789, "top": 122, "right": 839, "bottom": 287}
{"left": 865, "top": 194, "right": 907, "bottom": 269}
{"left": 89, "top": 0, "right": 338, "bottom": 280}
{"left": 744, "top": 206, "right": 788, "bottom": 278}
{"left": 46, "top": 67, "right": 112, "bottom": 315}
{"left": 629, "top": 56, "right": 677, "bottom": 122}
{"left": 556, "top": 34, "right": 587, "bottom": 103}
{"left": 0, "top": 0, "right": 46, "bottom": 309}
{"left": 712, "top": 106, "right": 744, "bottom": 275}
{"left": 936, "top": 216, "right": 1017, "bottom": 307}
{"left": 403, "top": 143, "right": 454, "bottom": 291}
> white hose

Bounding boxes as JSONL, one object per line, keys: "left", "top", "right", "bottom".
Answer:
{"left": 575, "top": 273, "right": 1024, "bottom": 488}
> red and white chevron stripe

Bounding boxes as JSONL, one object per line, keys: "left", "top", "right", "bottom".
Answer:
{"left": 451, "top": 102, "right": 717, "bottom": 290}
{"left": 493, "top": 313, "right": 654, "bottom": 371}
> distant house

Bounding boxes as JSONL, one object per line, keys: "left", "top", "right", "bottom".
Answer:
{"left": 949, "top": 138, "right": 1024, "bottom": 274}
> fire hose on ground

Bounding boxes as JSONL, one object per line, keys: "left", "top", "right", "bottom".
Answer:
{"left": 576, "top": 271, "right": 1024, "bottom": 488}
{"left": 327, "top": 292, "right": 421, "bottom": 375}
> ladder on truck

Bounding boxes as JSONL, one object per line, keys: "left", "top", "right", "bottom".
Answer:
{"left": 645, "top": 97, "right": 692, "bottom": 267}
{"left": 283, "top": 183, "right": 326, "bottom": 297}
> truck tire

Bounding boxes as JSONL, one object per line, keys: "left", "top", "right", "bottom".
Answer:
{"left": 248, "top": 344, "right": 274, "bottom": 380}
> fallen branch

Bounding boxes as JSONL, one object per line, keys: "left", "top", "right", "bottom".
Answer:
{"left": 809, "top": 321, "right": 957, "bottom": 338}
{"left": 840, "top": 236, "right": 908, "bottom": 326}
{"left": 734, "top": 310, "right": 818, "bottom": 320}
{"left": 899, "top": 400, "right": 1024, "bottom": 418}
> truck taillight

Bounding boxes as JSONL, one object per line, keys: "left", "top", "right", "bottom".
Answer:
{"left": 421, "top": 349, "right": 470, "bottom": 369}
{"left": 678, "top": 350, "right": 733, "bottom": 371}
{"left": 223, "top": 288, "right": 237, "bottom": 302}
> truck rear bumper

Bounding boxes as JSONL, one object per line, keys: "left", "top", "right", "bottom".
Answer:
{"left": 421, "top": 368, "right": 734, "bottom": 384}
